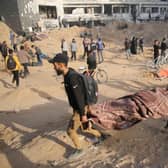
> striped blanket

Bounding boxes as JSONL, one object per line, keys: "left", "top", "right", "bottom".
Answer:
{"left": 90, "top": 87, "right": 168, "bottom": 129}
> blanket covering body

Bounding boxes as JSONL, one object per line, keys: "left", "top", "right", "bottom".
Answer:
{"left": 90, "top": 87, "right": 168, "bottom": 129}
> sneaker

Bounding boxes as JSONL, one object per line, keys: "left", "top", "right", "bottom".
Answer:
{"left": 93, "top": 134, "right": 110, "bottom": 146}
{"left": 68, "top": 149, "right": 85, "bottom": 159}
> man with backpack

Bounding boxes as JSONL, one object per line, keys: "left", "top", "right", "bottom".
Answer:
{"left": 6, "top": 49, "right": 22, "bottom": 88}
{"left": 48, "top": 53, "right": 104, "bottom": 159}
{"left": 96, "top": 38, "right": 105, "bottom": 64}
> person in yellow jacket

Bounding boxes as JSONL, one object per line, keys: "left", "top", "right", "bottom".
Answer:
{"left": 5, "top": 49, "right": 22, "bottom": 87}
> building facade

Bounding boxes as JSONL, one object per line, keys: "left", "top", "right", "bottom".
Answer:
{"left": 0, "top": 0, "right": 168, "bottom": 32}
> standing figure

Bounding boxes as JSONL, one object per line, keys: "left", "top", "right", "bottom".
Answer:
{"left": 6, "top": 49, "right": 22, "bottom": 88}
{"left": 1, "top": 41, "right": 8, "bottom": 60}
{"left": 96, "top": 38, "right": 105, "bottom": 63}
{"left": 82, "top": 37, "right": 89, "bottom": 59}
{"left": 153, "top": 40, "right": 160, "bottom": 65}
{"left": 61, "top": 39, "right": 68, "bottom": 56}
{"left": 160, "top": 38, "right": 167, "bottom": 57}
{"left": 124, "top": 38, "right": 131, "bottom": 59}
{"left": 139, "top": 36, "right": 144, "bottom": 54}
{"left": 71, "top": 38, "right": 77, "bottom": 61}
{"left": 9, "top": 30, "right": 15, "bottom": 48}
{"left": 131, "top": 36, "right": 137, "bottom": 55}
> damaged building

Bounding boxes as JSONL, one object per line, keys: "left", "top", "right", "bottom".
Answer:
{"left": 0, "top": 0, "right": 168, "bottom": 32}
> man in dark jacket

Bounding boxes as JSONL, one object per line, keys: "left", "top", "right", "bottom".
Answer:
{"left": 153, "top": 40, "right": 160, "bottom": 64}
{"left": 1, "top": 41, "right": 8, "bottom": 60}
{"left": 160, "top": 38, "right": 167, "bottom": 57}
{"left": 87, "top": 49, "right": 97, "bottom": 72}
{"left": 49, "top": 53, "right": 102, "bottom": 159}
{"left": 139, "top": 36, "right": 144, "bottom": 54}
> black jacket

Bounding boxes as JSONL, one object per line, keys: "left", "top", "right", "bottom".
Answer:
{"left": 153, "top": 44, "right": 160, "bottom": 57}
{"left": 64, "top": 68, "right": 86, "bottom": 117}
{"left": 161, "top": 41, "right": 167, "bottom": 51}
{"left": 87, "top": 52, "right": 97, "bottom": 70}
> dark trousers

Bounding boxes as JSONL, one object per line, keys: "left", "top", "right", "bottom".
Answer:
{"left": 97, "top": 50, "right": 104, "bottom": 63}
{"left": 37, "top": 54, "right": 42, "bottom": 65}
{"left": 154, "top": 55, "right": 159, "bottom": 64}
{"left": 83, "top": 47, "right": 89, "bottom": 59}
{"left": 161, "top": 50, "right": 166, "bottom": 57}
{"left": 62, "top": 51, "right": 68, "bottom": 56}
{"left": 71, "top": 51, "right": 76, "bottom": 60}
{"left": 22, "top": 63, "right": 29, "bottom": 77}
{"left": 12, "top": 70, "right": 19, "bottom": 87}
{"left": 139, "top": 45, "right": 143, "bottom": 53}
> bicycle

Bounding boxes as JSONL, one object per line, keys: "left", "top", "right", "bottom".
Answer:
{"left": 78, "top": 66, "right": 108, "bottom": 84}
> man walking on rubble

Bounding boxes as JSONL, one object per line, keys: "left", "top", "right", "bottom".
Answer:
{"left": 48, "top": 53, "right": 106, "bottom": 159}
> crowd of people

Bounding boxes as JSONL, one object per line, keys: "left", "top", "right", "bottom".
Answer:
{"left": 0, "top": 28, "right": 107, "bottom": 89}
{"left": 60, "top": 36, "right": 105, "bottom": 73}
{"left": 124, "top": 36, "right": 144, "bottom": 59}
{"left": 124, "top": 35, "right": 168, "bottom": 66}
{"left": 153, "top": 37, "right": 168, "bottom": 64}
{"left": 0, "top": 31, "right": 48, "bottom": 88}
{"left": 1, "top": 28, "right": 168, "bottom": 160}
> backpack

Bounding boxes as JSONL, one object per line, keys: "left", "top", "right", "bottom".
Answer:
{"left": 70, "top": 71, "right": 98, "bottom": 105}
{"left": 79, "top": 73, "right": 98, "bottom": 105}
{"left": 7, "top": 56, "right": 16, "bottom": 70}
{"left": 91, "top": 42, "right": 97, "bottom": 50}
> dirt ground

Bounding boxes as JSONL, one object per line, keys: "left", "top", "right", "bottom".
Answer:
{"left": 0, "top": 21, "right": 168, "bottom": 168}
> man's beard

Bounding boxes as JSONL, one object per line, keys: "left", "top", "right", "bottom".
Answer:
{"left": 56, "top": 69, "right": 63, "bottom": 76}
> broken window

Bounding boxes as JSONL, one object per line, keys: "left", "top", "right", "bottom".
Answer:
{"left": 121, "top": 7, "right": 129, "bottom": 13}
{"left": 152, "top": 7, "right": 159, "bottom": 13}
{"left": 84, "top": 8, "right": 92, "bottom": 14}
{"left": 64, "top": 7, "right": 75, "bottom": 14}
{"left": 94, "top": 7, "right": 101, "bottom": 14}
{"left": 160, "top": 7, "right": 167, "bottom": 14}
{"left": 141, "top": 7, "right": 150, "bottom": 13}
{"left": 39, "top": 6, "right": 57, "bottom": 19}
{"left": 104, "top": 5, "right": 112, "bottom": 15}
{"left": 113, "top": 7, "right": 120, "bottom": 14}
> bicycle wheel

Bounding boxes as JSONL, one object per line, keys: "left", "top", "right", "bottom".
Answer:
{"left": 96, "top": 69, "right": 108, "bottom": 83}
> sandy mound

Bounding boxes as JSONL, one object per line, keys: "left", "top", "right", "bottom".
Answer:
{"left": 0, "top": 21, "right": 12, "bottom": 44}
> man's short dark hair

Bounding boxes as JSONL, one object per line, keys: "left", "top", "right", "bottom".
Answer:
{"left": 20, "top": 45, "right": 24, "bottom": 50}
{"left": 48, "top": 53, "right": 69, "bottom": 66}
{"left": 8, "top": 49, "right": 13, "bottom": 54}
